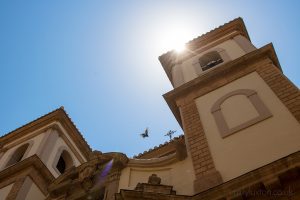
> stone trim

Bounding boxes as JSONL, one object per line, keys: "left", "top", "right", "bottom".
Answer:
{"left": 3, "top": 123, "right": 86, "bottom": 164}
{"left": 233, "top": 35, "right": 256, "bottom": 53}
{"left": 134, "top": 135, "right": 184, "bottom": 159}
{"left": 172, "top": 64, "right": 185, "bottom": 88}
{"left": 159, "top": 18, "right": 250, "bottom": 85}
{"left": 47, "top": 153, "right": 128, "bottom": 200}
{"left": 128, "top": 153, "right": 178, "bottom": 168}
{"left": 179, "top": 101, "right": 223, "bottom": 192}
{"left": 37, "top": 128, "right": 59, "bottom": 163}
{"left": 15, "top": 176, "right": 33, "bottom": 200}
{"left": 35, "top": 128, "right": 52, "bottom": 157}
{"left": 194, "top": 48, "right": 231, "bottom": 76}
{"left": 163, "top": 44, "right": 283, "bottom": 127}
{"left": 116, "top": 151, "right": 299, "bottom": 200}
{"left": 0, "top": 155, "right": 55, "bottom": 195}
{"left": 192, "top": 151, "right": 300, "bottom": 199}
{"left": 211, "top": 89, "right": 272, "bottom": 138}
{"left": 2, "top": 140, "right": 34, "bottom": 170}
{"left": 163, "top": 44, "right": 299, "bottom": 194}
{"left": 193, "top": 169, "right": 223, "bottom": 193}
{"left": 0, "top": 108, "right": 92, "bottom": 160}
{"left": 2, "top": 123, "right": 54, "bottom": 150}
{"left": 56, "top": 126, "right": 85, "bottom": 163}
{"left": 52, "top": 146, "right": 75, "bottom": 175}
{"left": 0, "top": 149, "right": 7, "bottom": 162}
{"left": 6, "top": 177, "right": 26, "bottom": 200}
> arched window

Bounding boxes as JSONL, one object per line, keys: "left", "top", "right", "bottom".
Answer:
{"left": 6, "top": 143, "right": 30, "bottom": 167}
{"left": 199, "top": 51, "right": 223, "bottom": 71}
{"left": 55, "top": 150, "right": 74, "bottom": 174}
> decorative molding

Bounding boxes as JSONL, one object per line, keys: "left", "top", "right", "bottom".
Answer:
{"left": 194, "top": 47, "right": 231, "bottom": 75}
{"left": 116, "top": 152, "right": 300, "bottom": 200}
{"left": 47, "top": 152, "right": 128, "bottom": 200}
{"left": 3, "top": 124, "right": 53, "bottom": 150}
{"left": 52, "top": 146, "right": 75, "bottom": 176}
{"left": 194, "top": 170, "right": 223, "bottom": 193}
{"left": 159, "top": 18, "right": 251, "bottom": 85}
{"left": 0, "top": 155, "right": 55, "bottom": 196}
{"left": 6, "top": 177, "right": 26, "bottom": 200}
{"left": 57, "top": 129, "right": 85, "bottom": 163}
{"left": 37, "top": 129, "right": 59, "bottom": 163}
{"left": 128, "top": 153, "right": 178, "bottom": 168}
{"left": 0, "top": 108, "right": 92, "bottom": 161}
{"left": 2, "top": 140, "right": 34, "bottom": 170}
{"left": 15, "top": 176, "right": 33, "bottom": 200}
{"left": 233, "top": 35, "right": 256, "bottom": 53}
{"left": 211, "top": 89, "right": 272, "bottom": 138}
{"left": 163, "top": 43, "right": 282, "bottom": 127}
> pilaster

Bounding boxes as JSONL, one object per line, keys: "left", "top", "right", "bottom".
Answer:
{"left": 179, "top": 101, "right": 222, "bottom": 193}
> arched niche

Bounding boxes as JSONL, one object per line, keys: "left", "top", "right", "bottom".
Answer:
{"left": 211, "top": 89, "right": 272, "bottom": 138}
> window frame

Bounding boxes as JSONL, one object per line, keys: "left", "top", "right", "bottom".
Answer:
{"left": 4, "top": 141, "right": 34, "bottom": 168}
{"left": 52, "top": 146, "right": 75, "bottom": 175}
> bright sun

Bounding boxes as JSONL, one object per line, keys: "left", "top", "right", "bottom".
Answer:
{"left": 174, "top": 42, "right": 186, "bottom": 53}
{"left": 159, "top": 25, "right": 195, "bottom": 53}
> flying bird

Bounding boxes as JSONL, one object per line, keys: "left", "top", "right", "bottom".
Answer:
{"left": 140, "top": 128, "right": 149, "bottom": 138}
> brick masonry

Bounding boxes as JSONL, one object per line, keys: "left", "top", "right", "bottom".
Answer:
{"left": 174, "top": 55, "right": 299, "bottom": 193}
{"left": 180, "top": 102, "right": 215, "bottom": 179}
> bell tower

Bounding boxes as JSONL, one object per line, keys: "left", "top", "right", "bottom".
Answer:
{"left": 159, "top": 18, "right": 300, "bottom": 193}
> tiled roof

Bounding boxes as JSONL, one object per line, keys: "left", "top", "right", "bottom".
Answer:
{"left": 133, "top": 135, "right": 184, "bottom": 158}
{"left": 0, "top": 107, "right": 92, "bottom": 156}
{"left": 0, "top": 107, "right": 61, "bottom": 139}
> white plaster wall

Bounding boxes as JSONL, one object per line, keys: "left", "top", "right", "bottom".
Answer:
{"left": 172, "top": 38, "right": 246, "bottom": 86}
{"left": 195, "top": 72, "right": 300, "bottom": 181}
{"left": 46, "top": 137, "right": 81, "bottom": 178}
{"left": 25, "top": 182, "right": 45, "bottom": 200}
{"left": 0, "top": 122, "right": 87, "bottom": 177}
{"left": 0, "top": 132, "right": 46, "bottom": 170}
{"left": 118, "top": 155, "right": 195, "bottom": 195}
{"left": 0, "top": 183, "right": 13, "bottom": 199}
{"left": 55, "top": 122, "right": 87, "bottom": 162}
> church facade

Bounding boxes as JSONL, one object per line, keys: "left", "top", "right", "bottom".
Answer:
{"left": 0, "top": 18, "right": 299, "bottom": 200}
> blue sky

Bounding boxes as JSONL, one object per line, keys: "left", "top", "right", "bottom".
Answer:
{"left": 1, "top": 1, "right": 299, "bottom": 157}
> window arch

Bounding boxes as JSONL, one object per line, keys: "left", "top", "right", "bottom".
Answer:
{"left": 5, "top": 143, "right": 31, "bottom": 167}
{"left": 199, "top": 51, "right": 223, "bottom": 71}
{"left": 53, "top": 147, "right": 74, "bottom": 174}
{"left": 211, "top": 89, "right": 272, "bottom": 138}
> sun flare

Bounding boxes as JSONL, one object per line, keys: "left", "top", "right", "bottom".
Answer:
{"left": 159, "top": 25, "right": 195, "bottom": 54}
{"left": 174, "top": 42, "right": 186, "bottom": 53}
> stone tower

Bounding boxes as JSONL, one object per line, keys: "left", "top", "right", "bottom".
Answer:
{"left": 0, "top": 108, "right": 92, "bottom": 199}
{"left": 159, "top": 17, "right": 300, "bottom": 193}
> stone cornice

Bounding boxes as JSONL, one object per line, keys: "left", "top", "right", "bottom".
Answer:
{"left": 0, "top": 155, "right": 54, "bottom": 182}
{"left": 0, "top": 107, "right": 92, "bottom": 160}
{"left": 48, "top": 152, "right": 128, "bottom": 199}
{"left": 0, "top": 155, "right": 55, "bottom": 195}
{"left": 163, "top": 43, "right": 281, "bottom": 127}
{"left": 128, "top": 152, "right": 178, "bottom": 168}
{"left": 191, "top": 151, "right": 300, "bottom": 199}
{"left": 116, "top": 151, "right": 299, "bottom": 200}
{"left": 134, "top": 135, "right": 184, "bottom": 159}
